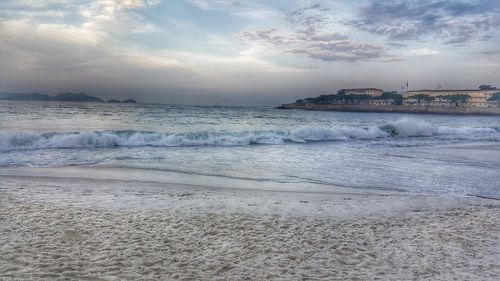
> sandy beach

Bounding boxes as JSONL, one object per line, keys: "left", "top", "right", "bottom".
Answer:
{"left": 1, "top": 184, "right": 500, "bottom": 280}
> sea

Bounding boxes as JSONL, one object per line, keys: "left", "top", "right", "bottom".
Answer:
{"left": 1, "top": 101, "right": 499, "bottom": 202}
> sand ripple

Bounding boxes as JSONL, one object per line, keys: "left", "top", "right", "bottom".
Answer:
{"left": 1, "top": 201, "right": 500, "bottom": 280}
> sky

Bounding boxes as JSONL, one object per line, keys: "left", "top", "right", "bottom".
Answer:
{"left": 0, "top": 0, "right": 499, "bottom": 105}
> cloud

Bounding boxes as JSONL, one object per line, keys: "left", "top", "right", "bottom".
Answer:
{"left": 0, "top": 0, "right": 77, "bottom": 24}
{"left": 236, "top": 29, "right": 298, "bottom": 45}
{"left": 479, "top": 35, "right": 494, "bottom": 41}
{"left": 0, "top": 20, "right": 181, "bottom": 76}
{"left": 184, "top": 0, "right": 281, "bottom": 21}
{"left": 474, "top": 50, "right": 500, "bottom": 55}
{"left": 406, "top": 48, "right": 441, "bottom": 56}
{"left": 286, "top": 3, "right": 332, "bottom": 38}
{"left": 350, "top": 0, "right": 500, "bottom": 44}
{"left": 236, "top": 3, "right": 388, "bottom": 62}
{"left": 289, "top": 40, "right": 388, "bottom": 61}
{"left": 79, "top": 0, "right": 161, "bottom": 34}
{"left": 238, "top": 28, "right": 388, "bottom": 62}
{"left": 386, "top": 42, "right": 408, "bottom": 48}
{"left": 121, "top": 0, "right": 160, "bottom": 8}
{"left": 185, "top": 0, "right": 240, "bottom": 10}
{"left": 232, "top": 9, "right": 280, "bottom": 20}
{"left": 0, "top": 0, "right": 161, "bottom": 34}
{"left": 287, "top": 3, "right": 330, "bottom": 20}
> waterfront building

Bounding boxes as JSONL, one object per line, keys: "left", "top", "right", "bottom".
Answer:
{"left": 404, "top": 88, "right": 499, "bottom": 107}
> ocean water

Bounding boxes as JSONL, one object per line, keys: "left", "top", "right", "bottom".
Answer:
{"left": 1, "top": 101, "right": 499, "bottom": 199}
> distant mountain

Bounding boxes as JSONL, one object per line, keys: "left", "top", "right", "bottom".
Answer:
{"left": 52, "top": 92, "right": 103, "bottom": 102}
{"left": 0, "top": 92, "right": 103, "bottom": 102}
{"left": 0, "top": 92, "right": 52, "bottom": 101}
{"left": 0, "top": 92, "right": 142, "bottom": 103}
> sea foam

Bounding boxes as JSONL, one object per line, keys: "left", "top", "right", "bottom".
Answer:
{"left": 0, "top": 119, "right": 498, "bottom": 151}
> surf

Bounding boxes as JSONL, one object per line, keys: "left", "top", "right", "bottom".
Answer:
{"left": 1, "top": 118, "right": 498, "bottom": 151}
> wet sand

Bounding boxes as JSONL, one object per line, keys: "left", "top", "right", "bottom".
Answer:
{"left": 1, "top": 198, "right": 500, "bottom": 280}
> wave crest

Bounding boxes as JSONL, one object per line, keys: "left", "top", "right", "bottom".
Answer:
{"left": 0, "top": 119, "right": 498, "bottom": 151}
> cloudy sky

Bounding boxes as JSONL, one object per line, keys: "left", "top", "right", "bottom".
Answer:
{"left": 0, "top": 0, "right": 499, "bottom": 105}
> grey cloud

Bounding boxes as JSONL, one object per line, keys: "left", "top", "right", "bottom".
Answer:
{"left": 350, "top": 0, "right": 500, "bottom": 44}
{"left": 287, "top": 4, "right": 331, "bottom": 33}
{"left": 300, "top": 31, "right": 348, "bottom": 42}
{"left": 480, "top": 35, "right": 494, "bottom": 41}
{"left": 289, "top": 41, "right": 388, "bottom": 62}
{"left": 445, "top": 35, "right": 474, "bottom": 44}
{"left": 237, "top": 25, "right": 388, "bottom": 62}
{"left": 475, "top": 50, "right": 500, "bottom": 55}
{"left": 386, "top": 42, "right": 408, "bottom": 47}
{"left": 287, "top": 4, "right": 330, "bottom": 18}
{"left": 236, "top": 29, "right": 297, "bottom": 45}
{"left": 238, "top": 27, "right": 388, "bottom": 62}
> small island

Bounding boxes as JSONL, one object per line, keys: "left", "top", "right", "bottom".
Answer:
{"left": 107, "top": 99, "right": 137, "bottom": 103}
{"left": 121, "top": 99, "right": 137, "bottom": 103}
{"left": 277, "top": 86, "right": 500, "bottom": 115}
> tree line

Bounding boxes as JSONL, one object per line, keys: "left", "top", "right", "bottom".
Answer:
{"left": 296, "top": 90, "right": 403, "bottom": 105}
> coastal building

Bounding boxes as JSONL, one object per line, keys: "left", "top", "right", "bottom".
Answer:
{"left": 344, "top": 88, "right": 383, "bottom": 97}
{"left": 404, "top": 88, "right": 499, "bottom": 107}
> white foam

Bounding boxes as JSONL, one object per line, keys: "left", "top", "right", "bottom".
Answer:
{"left": 386, "top": 118, "right": 436, "bottom": 137}
{"left": 291, "top": 126, "right": 388, "bottom": 141}
{"left": 0, "top": 118, "right": 498, "bottom": 151}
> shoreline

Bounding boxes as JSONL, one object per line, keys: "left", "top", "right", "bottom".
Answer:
{"left": 276, "top": 103, "right": 500, "bottom": 115}
{"left": 1, "top": 166, "right": 495, "bottom": 218}
{"left": 1, "top": 143, "right": 500, "bottom": 280}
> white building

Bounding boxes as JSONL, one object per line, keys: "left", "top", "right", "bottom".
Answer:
{"left": 404, "top": 89, "right": 499, "bottom": 107}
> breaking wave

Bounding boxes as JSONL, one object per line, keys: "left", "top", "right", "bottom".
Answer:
{"left": 1, "top": 119, "right": 498, "bottom": 151}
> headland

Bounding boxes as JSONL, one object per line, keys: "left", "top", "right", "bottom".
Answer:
{"left": 277, "top": 86, "right": 500, "bottom": 115}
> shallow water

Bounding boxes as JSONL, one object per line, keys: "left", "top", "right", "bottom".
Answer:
{"left": 1, "top": 101, "right": 499, "bottom": 199}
